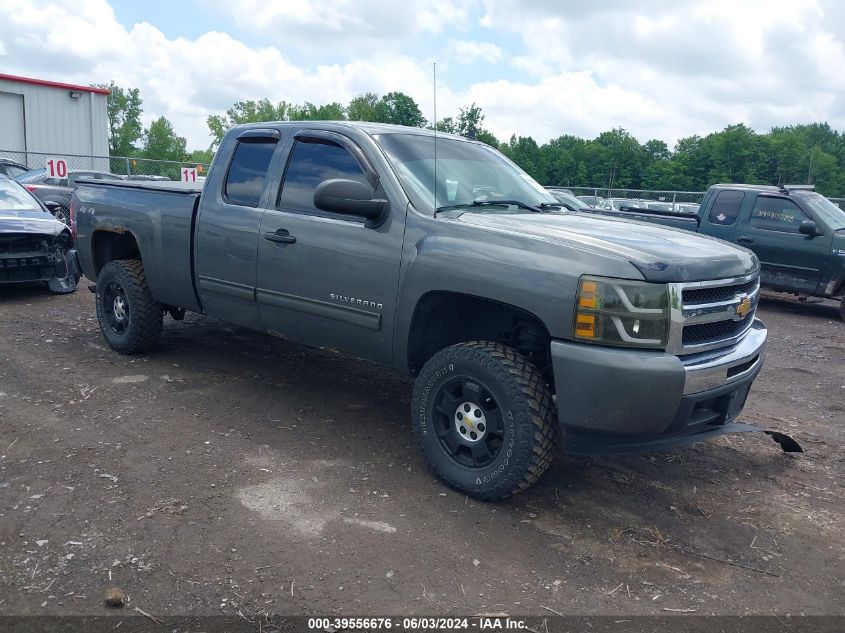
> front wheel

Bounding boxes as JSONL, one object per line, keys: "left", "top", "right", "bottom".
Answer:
{"left": 411, "top": 341, "right": 557, "bottom": 501}
{"left": 95, "top": 259, "right": 163, "bottom": 354}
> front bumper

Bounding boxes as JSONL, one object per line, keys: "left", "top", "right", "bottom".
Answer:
{"left": 551, "top": 320, "right": 772, "bottom": 455}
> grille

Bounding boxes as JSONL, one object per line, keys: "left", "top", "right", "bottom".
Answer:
{"left": 683, "top": 313, "right": 753, "bottom": 345}
{"left": 0, "top": 236, "right": 44, "bottom": 255}
{"left": 682, "top": 278, "right": 758, "bottom": 305}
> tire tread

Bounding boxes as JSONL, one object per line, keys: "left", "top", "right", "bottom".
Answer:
{"left": 96, "top": 259, "right": 162, "bottom": 354}
{"left": 412, "top": 341, "right": 557, "bottom": 501}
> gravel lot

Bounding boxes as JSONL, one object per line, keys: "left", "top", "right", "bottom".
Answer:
{"left": 0, "top": 284, "right": 842, "bottom": 618}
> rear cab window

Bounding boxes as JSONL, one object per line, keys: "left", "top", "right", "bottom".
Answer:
{"left": 708, "top": 190, "right": 744, "bottom": 225}
{"left": 224, "top": 139, "right": 278, "bottom": 207}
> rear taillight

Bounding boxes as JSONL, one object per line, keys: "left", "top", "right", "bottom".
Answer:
{"left": 69, "top": 199, "right": 78, "bottom": 240}
{"left": 24, "top": 184, "right": 37, "bottom": 192}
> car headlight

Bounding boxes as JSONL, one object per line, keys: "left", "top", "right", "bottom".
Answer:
{"left": 573, "top": 276, "right": 669, "bottom": 349}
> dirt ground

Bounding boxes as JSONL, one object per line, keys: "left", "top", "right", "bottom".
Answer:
{"left": 0, "top": 284, "right": 842, "bottom": 619}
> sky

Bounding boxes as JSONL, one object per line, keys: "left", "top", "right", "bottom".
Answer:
{"left": 1, "top": 0, "right": 844, "bottom": 151}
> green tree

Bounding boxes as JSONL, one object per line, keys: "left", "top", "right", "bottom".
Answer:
{"left": 502, "top": 135, "right": 543, "bottom": 181}
{"left": 206, "top": 99, "right": 293, "bottom": 149}
{"left": 374, "top": 92, "right": 426, "bottom": 127}
{"left": 98, "top": 82, "right": 143, "bottom": 157}
{"left": 347, "top": 93, "right": 380, "bottom": 121}
{"left": 433, "top": 116, "right": 457, "bottom": 133}
{"left": 456, "top": 103, "right": 484, "bottom": 138}
{"left": 142, "top": 116, "right": 187, "bottom": 162}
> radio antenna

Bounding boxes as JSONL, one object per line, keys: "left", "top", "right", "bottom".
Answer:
{"left": 433, "top": 61, "right": 437, "bottom": 211}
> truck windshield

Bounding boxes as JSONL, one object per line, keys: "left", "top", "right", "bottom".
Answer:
{"left": 375, "top": 133, "right": 558, "bottom": 214}
{"left": 794, "top": 191, "right": 845, "bottom": 230}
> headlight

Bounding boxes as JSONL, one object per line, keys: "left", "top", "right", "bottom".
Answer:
{"left": 573, "top": 276, "right": 669, "bottom": 349}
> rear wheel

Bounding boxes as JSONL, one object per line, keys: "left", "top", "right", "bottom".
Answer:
{"left": 95, "top": 259, "right": 163, "bottom": 354}
{"left": 411, "top": 341, "right": 557, "bottom": 501}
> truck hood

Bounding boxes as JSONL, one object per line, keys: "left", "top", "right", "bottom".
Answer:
{"left": 0, "top": 209, "right": 68, "bottom": 237}
{"left": 455, "top": 211, "right": 758, "bottom": 282}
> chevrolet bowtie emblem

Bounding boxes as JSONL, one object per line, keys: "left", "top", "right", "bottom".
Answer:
{"left": 735, "top": 296, "right": 752, "bottom": 320}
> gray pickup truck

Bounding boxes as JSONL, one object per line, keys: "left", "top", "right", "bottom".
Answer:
{"left": 71, "top": 122, "right": 799, "bottom": 500}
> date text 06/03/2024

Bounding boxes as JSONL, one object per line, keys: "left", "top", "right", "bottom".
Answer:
{"left": 306, "top": 616, "right": 528, "bottom": 630}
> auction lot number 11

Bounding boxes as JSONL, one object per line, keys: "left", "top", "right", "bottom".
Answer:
{"left": 181, "top": 167, "right": 198, "bottom": 183}
{"left": 46, "top": 158, "right": 68, "bottom": 179}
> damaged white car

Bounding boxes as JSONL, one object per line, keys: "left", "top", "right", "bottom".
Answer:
{"left": 0, "top": 175, "right": 79, "bottom": 294}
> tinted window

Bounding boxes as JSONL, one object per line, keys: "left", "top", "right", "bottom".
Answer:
{"left": 224, "top": 140, "right": 277, "bottom": 207}
{"left": 749, "top": 196, "right": 808, "bottom": 233}
{"left": 708, "top": 190, "right": 744, "bottom": 225}
{"left": 278, "top": 140, "right": 368, "bottom": 213}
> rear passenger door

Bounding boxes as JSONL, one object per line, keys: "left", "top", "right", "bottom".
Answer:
{"left": 737, "top": 194, "right": 831, "bottom": 293}
{"left": 195, "top": 129, "right": 281, "bottom": 330}
{"left": 255, "top": 130, "right": 405, "bottom": 364}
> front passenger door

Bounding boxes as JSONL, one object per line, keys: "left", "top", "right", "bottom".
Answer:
{"left": 738, "top": 195, "right": 832, "bottom": 293}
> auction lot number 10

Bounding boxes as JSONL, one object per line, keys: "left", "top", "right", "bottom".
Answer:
{"left": 46, "top": 158, "right": 68, "bottom": 179}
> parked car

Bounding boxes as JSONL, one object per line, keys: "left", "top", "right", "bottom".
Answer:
{"left": 16, "top": 169, "right": 124, "bottom": 225}
{"left": 597, "top": 198, "right": 644, "bottom": 211}
{"left": 72, "top": 122, "right": 799, "bottom": 500}
{"left": 586, "top": 184, "right": 845, "bottom": 320}
{"left": 546, "top": 188, "right": 591, "bottom": 211}
{"left": 645, "top": 201, "right": 674, "bottom": 212}
{"left": 576, "top": 195, "right": 604, "bottom": 207}
{"left": 0, "top": 157, "right": 31, "bottom": 180}
{"left": 674, "top": 203, "right": 701, "bottom": 215}
{"left": 0, "top": 176, "right": 79, "bottom": 293}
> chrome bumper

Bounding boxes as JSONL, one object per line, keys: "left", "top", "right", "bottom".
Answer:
{"left": 682, "top": 320, "right": 767, "bottom": 395}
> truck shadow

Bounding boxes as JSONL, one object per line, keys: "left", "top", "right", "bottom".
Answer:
{"left": 0, "top": 282, "right": 58, "bottom": 301}
{"left": 73, "top": 312, "right": 824, "bottom": 591}
{"left": 150, "top": 312, "right": 802, "bottom": 518}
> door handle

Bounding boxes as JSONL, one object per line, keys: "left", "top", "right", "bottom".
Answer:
{"left": 737, "top": 235, "right": 754, "bottom": 244}
{"left": 264, "top": 229, "right": 296, "bottom": 244}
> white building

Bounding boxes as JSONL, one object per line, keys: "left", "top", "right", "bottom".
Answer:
{"left": 0, "top": 73, "right": 109, "bottom": 169}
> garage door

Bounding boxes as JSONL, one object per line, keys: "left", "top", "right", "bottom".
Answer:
{"left": 0, "top": 91, "right": 26, "bottom": 153}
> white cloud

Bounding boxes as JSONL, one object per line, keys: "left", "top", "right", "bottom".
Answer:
{"left": 0, "top": 0, "right": 843, "bottom": 152}
{"left": 448, "top": 39, "right": 503, "bottom": 64}
{"left": 209, "top": 0, "right": 475, "bottom": 52}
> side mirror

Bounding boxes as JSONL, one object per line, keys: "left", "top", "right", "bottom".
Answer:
{"left": 798, "top": 220, "right": 822, "bottom": 236}
{"left": 314, "top": 179, "right": 388, "bottom": 225}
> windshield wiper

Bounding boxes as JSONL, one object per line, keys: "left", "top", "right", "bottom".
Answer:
{"left": 538, "top": 202, "right": 565, "bottom": 210}
{"left": 435, "top": 199, "right": 544, "bottom": 215}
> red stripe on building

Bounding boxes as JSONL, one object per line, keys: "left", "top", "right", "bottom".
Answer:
{"left": 0, "top": 73, "right": 110, "bottom": 95}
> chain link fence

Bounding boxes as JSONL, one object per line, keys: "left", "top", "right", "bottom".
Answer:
{"left": 560, "top": 186, "right": 845, "bottom": 209}
{"left": 564, "top": 186, "right": 706, "bottom": 205}
{"left": 0, "top": 149, "right": 210, "bottom": 181}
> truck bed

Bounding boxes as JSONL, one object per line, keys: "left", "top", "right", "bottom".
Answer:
{"left": 74, "top": 179, "right": 203, "bottom": 312}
